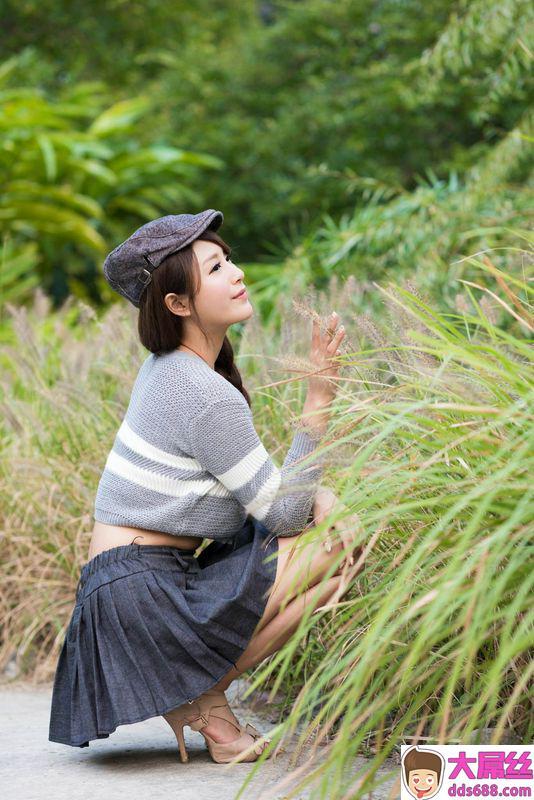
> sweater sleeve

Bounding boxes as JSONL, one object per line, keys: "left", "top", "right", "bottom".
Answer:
{"left": 188, "top": 398, "right": 323, "bottom": 537}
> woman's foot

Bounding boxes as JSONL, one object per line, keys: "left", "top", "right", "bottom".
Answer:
{"left": 195, "top": 690, "right": 244, "bottom": 744}
{"left": 163, "top": 687, "right": 269, "bottom": 763}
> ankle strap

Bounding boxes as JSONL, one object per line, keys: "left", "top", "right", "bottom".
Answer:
{"left": 187, "top": 712, "right": 210, "bottom": 732}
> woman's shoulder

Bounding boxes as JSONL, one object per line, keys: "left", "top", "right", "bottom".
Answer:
{"left": 145, "top": 350, "right": 251, "bottom": 411}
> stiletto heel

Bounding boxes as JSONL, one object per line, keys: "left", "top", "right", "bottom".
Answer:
{"left": 174, "top": 722, "right": 189, "bottom": 763}
{"left": 163, "top": 687, "right": 271, "bottom": 764}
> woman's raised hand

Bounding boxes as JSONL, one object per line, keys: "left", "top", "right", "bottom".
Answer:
{"left": 312, "top": 486, "right": 361, "bottom": 568}
{"left": 307, "top": 311, "right": 346, "bottom": 404}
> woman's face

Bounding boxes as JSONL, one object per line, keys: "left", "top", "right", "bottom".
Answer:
{"left": 190, "top": 238, "right": 253, "bottom": 331}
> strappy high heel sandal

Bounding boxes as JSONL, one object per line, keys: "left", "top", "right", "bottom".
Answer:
{"left": 163, "top": 687, "right": 271, "bottom": 764}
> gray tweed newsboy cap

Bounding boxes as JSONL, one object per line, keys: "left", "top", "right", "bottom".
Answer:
{"left": 103, "top": 208, "right": 224, "bottom": 307}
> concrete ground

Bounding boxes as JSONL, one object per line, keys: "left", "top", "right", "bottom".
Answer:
{"left": 1, "top": 678, "right": 400, "bottom": 800}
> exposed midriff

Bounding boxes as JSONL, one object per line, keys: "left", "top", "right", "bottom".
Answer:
{"left": 88, "top": 521, "right": 203, "bottom": 561}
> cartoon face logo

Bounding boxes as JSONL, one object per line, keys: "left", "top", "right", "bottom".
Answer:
{"left": 402, "top": 746, "right": 445, "bottom": 799}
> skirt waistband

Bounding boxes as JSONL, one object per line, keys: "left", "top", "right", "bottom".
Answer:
{"left": 78, "top": 543, "right": 200, "bottom": 589}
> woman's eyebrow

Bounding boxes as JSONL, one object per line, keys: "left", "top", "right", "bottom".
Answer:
{"left": 203, "top": 251, "right": 222, "bottom": 265}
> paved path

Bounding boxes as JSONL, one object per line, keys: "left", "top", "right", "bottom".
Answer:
{"left": 1, "top": 679, "right": 399, "bottom": 800}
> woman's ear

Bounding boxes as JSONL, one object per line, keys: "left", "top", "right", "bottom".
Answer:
{"left": 164, "top": 292, "right": 190, "bottom": 317}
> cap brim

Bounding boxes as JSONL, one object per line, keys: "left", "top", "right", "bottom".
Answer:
{"left": 172, "top": 210, "right": 224, "bottom": 256}
{"left": 205, "top": 210, "right": 224, "bottom": 231}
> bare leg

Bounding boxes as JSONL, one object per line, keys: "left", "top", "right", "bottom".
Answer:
{"left": 212, "top": 574, "right": 343, "bottom": 692}
{"left": 200, "top": 533, "right": 363, "bottom": 740}
{"left": 164, "top": 529, "right": 364, "bottom": 745}
{"left": 164, "top": 575, "right": 343, "bottom": 744}
{"left": 210, "top": 530, "right": 364, "bottom": 694}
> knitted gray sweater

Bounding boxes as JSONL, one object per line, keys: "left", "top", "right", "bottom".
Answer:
{"left": 93, "top": 349, "right": 323, "bottom": 542}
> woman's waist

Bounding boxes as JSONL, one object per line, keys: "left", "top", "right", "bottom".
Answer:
{"left": 89, "top": 521, "right": 203, "bottom": 560}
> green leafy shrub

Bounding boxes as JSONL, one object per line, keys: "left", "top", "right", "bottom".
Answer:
{"left": 0, "top": 54, "right": 224, "bottom": 307}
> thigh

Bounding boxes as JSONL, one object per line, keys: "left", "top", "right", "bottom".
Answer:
{"left": 258, "top": 527, "right": 359, "bottom": 631}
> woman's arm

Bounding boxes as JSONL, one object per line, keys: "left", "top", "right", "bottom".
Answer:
{"left": 188, "top": 397, "right": 324, "bottom": 536}
{"left": 188, "top": 310, "right": 346, "bottom": 536}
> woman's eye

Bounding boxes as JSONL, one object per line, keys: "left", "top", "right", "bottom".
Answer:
{"left": 210, "top": 254, "right": 232, "bottom": 273}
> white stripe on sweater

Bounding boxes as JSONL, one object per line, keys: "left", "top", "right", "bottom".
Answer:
{"left": 215, "top": 442, "right": 270, "bottom": 489}
{"left": 105, "top": 450, "right": 230, "bottom": 498}
{"left": 117, "top": 419, "right": 201, "bottom": 470}
{"left": 244, "top": 468, "right": 282, "bottom": 520}
{"left": 215, "top": 441, "right": 283, "bottom": 519}
{"left": 114, "top": 415, "right": 286, "bottom": 518}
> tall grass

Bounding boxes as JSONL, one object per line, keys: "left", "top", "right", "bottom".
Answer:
{"left": 236, "top": 259, "right": 533, "bottom": 798}
{"left": 0, "top": 293, "right": 147, "bottom": 679}
{"left": 0, "top": 257, "right": 532, "bottom": 800}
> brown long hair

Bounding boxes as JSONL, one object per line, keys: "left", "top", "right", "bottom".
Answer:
{"left": 137, "top": 229, "right": 251, "bottom": 407}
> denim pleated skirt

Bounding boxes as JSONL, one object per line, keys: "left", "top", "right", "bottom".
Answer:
{"left": 48, "top": 517, "right": 278, "bottom": 748}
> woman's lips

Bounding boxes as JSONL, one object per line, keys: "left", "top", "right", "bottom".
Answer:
{"left": 233, "top": 289, "right": 247, "bottom": 299}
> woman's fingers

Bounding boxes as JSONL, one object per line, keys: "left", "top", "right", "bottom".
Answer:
{"left": 338, "top": 525, "right": 355, "bottom": 567}
{"left": 321, "top": 312, "right": 340, "bottom": 346}
{"left": 321, "top": 316, "right": 345, "bottom": 378}
{"left": 311, "top": 312, "right": 345, "bottom": 361}
{"left": 322, "top": 523, "right": 334, "bottom": 552}
{"left": 322, "top": 522, "right": 349, "bottom": 563}
{"left": 312, "top": 317, "right": 320, "bottom": 351}
{"left": 323, "top": 512, "right": 361, "bottom": 567}
{"left": 307, "top": 312, "right": 346, "bottom": 402}
{"left": 345, "top": 515, "right": 364, "bottom": 570}
{"left": 327, "top": 324, "right": 345, "bottom": 353}
{"left": 315, "top": 493, "right": 359, "bottom": 566}
{"left": 325, "top": 311, "right": 338, "bottom": 334}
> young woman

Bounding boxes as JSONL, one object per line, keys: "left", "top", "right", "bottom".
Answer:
{"left": 48, "top": 209, "right": 362, "bottom": 764}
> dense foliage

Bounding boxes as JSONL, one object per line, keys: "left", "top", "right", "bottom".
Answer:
{"left": 1, "top": 0, "right": 532, "bottom": 310}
